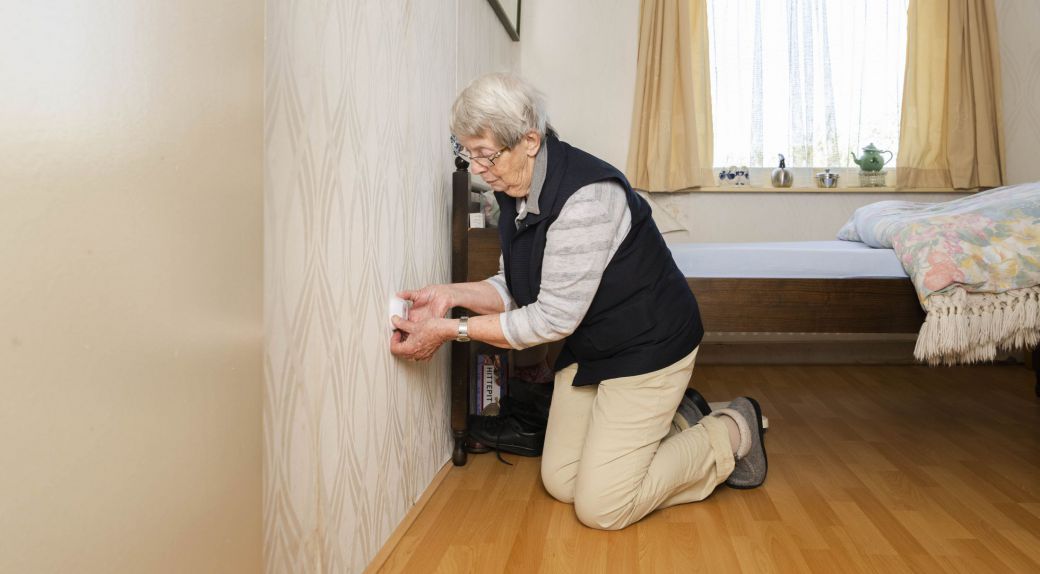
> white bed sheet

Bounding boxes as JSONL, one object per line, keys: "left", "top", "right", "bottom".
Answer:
{"left": 668, "top": 240, "right": 908, "bottom": 279}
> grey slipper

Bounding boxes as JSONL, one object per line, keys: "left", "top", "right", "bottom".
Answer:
{"left": 720, "top": 397, "right": 768, "bottom": 489}
{"left": 673, "top": 388, "right": 712, "bottom": 431}
{"left": 710, "top": 401, "right": 769, "bottom": 429}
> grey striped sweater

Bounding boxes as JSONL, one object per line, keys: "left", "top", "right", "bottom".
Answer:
{"left": 485, "top": 145, "right": 632, "bottom": 349}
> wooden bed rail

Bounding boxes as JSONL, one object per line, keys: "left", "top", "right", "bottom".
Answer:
{"left": 688, "top": 277, "right": 925, "bottom": 334}
{"left": 453, "top": 239, "right": 929, "bottom": 335}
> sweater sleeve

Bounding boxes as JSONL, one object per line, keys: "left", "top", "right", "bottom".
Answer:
{"left": 483, "top": 255, "right": 516, "bottom": 311}
{"left": 497, "top": 181, "right": 632, "bottom": 349}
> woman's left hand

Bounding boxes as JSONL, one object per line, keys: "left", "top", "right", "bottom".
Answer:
{"left": 389, "top": 315, "right": 453, "bottom": 361}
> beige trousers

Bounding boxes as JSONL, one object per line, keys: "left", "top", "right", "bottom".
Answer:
{"left": 540, "top": 347, "right": 734, "bottom": 530}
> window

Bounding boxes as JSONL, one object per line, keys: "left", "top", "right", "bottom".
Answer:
{"left": 707, "top": 0, "right": 908, "bottom": 169}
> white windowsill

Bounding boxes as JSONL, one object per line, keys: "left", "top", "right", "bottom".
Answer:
{"left": 689, "top": 167, "right": 974, "bottom": 194}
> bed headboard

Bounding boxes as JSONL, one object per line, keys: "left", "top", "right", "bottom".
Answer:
{"left": 451, "top": 160, "right": 500, "bottom": 284}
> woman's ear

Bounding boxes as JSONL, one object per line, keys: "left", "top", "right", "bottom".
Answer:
{"left": 524, "top": 130, "right": 542, "bottom": 157}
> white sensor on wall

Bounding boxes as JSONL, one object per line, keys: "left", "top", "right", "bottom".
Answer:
{"left": 388, "top": 294, "right": 410, "bottom": 332}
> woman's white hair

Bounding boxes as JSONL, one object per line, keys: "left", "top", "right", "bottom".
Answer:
{"left": 450, "top": 72, "right": 553, "bottom": 148}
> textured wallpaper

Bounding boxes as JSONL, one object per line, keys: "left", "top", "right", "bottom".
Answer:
{"left": 264, "top": 1, "right": 516, "bottom": 572}
{"left": 996, "top": 0, "right": 1040, "bottom": 184}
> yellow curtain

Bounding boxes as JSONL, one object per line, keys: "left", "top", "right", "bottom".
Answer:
{"left": 626, "top": 0, "right": 714, "bottom": 192}
{"left": 897, "top": 0, "right": 1005, "bottom": 190}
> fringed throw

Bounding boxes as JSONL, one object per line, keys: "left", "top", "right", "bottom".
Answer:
{"left": 915, "top": 286, "right": 1040, "bottom": 365}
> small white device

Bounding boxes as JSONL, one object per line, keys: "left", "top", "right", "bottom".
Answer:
{"left": 388, "top": 294, "right": 410, "bottom": 332}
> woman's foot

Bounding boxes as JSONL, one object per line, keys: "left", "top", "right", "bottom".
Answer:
{"left": 712, "top": 397, "right": 768, "bottom": 489}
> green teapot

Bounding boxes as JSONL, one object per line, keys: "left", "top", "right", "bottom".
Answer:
{"left": 850, "top": 143, "right": 893, "bottom": 172}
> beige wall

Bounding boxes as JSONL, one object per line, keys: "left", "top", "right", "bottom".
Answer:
{"left": 519, "top": 0, "right": 641, "bottom": 172}
{"left": 0, "top": 2, "right": 263, "bottom": 573}
{"left": 520, "top": 0, "right": 1040, "bottom": 242}
{"left": 263, "top": 1, "right": 517, "bottom": 572}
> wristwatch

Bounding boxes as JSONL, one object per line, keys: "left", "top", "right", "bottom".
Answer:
{"left": 455, "top": 316, "right": 471, "bottom": 343}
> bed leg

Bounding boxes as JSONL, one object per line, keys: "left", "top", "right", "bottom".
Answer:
{"left": 452, "top": 430, "right": 468, "bottom": 466}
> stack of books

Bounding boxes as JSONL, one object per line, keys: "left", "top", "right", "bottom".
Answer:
{"left": 471, "top": 350, "right": 508, "bottom": 417}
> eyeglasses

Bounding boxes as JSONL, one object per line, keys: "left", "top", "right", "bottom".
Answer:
{"left": 455, "top": 144, "right": 509, "bottom": 167}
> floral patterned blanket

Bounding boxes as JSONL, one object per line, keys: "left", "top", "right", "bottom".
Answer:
{"left": 838, "top": 182, "right": 1040, "bottom": 364}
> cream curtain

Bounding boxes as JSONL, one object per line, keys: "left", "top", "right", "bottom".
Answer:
{"left": 627, "top": 0, "right": 714, "bottom": 192}
{"left": 897, "top": 0, "right": 1005, "bottom": 189}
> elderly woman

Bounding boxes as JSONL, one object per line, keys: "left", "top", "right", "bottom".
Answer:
{"left": 390, "top": 72, "right": 767, "bottom": 530}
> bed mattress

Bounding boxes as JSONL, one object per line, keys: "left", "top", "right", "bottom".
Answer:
{"left": 667, "top": 240, "right": 908, "bottom": 279}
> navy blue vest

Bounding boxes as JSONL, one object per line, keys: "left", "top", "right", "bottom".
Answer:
{"left": 495, "top": 136, "right": 704, "bottom": 386}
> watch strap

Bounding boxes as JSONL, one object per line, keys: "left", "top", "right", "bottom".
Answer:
{"left": 455, "top": 316, "right": 470, "bottom": 342}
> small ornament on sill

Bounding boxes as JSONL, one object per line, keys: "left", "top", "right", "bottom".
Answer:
{"left": 851, "top": 143, "right": 893, "bottom": 173}
{"left": 718, "top": 165, "right": 750, "bottom": 186}
{"left": 771, "top": 154, "right": 794, "bottom": 188}
{"left": 815, "top": 168, "right": 840, "bottom": 188}
{"left": 734, "top": 166, "right": 750, "bottom": 186}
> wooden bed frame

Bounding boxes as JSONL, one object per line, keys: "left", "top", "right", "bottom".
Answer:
{"left": 448, "top": 165, "right": 1039, "bottom": 466}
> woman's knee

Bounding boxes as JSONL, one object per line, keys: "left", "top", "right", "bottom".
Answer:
{"left": 573, "top": 491, "right": 633, "bottom": 531}
{"left": 540, "top": 461, "right": 575, "bottom": 503}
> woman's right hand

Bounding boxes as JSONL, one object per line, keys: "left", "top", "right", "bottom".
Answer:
{"left": 398, "top": 284, "right": 456, "bottom": 322}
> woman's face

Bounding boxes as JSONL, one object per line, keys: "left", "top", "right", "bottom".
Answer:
{"left": 458, "top": 130, "right": 541, "bottom": 198}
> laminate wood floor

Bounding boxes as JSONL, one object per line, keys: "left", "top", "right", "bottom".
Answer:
{"left": 378, "top": 365, "right": 1040, "bottom": 573}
